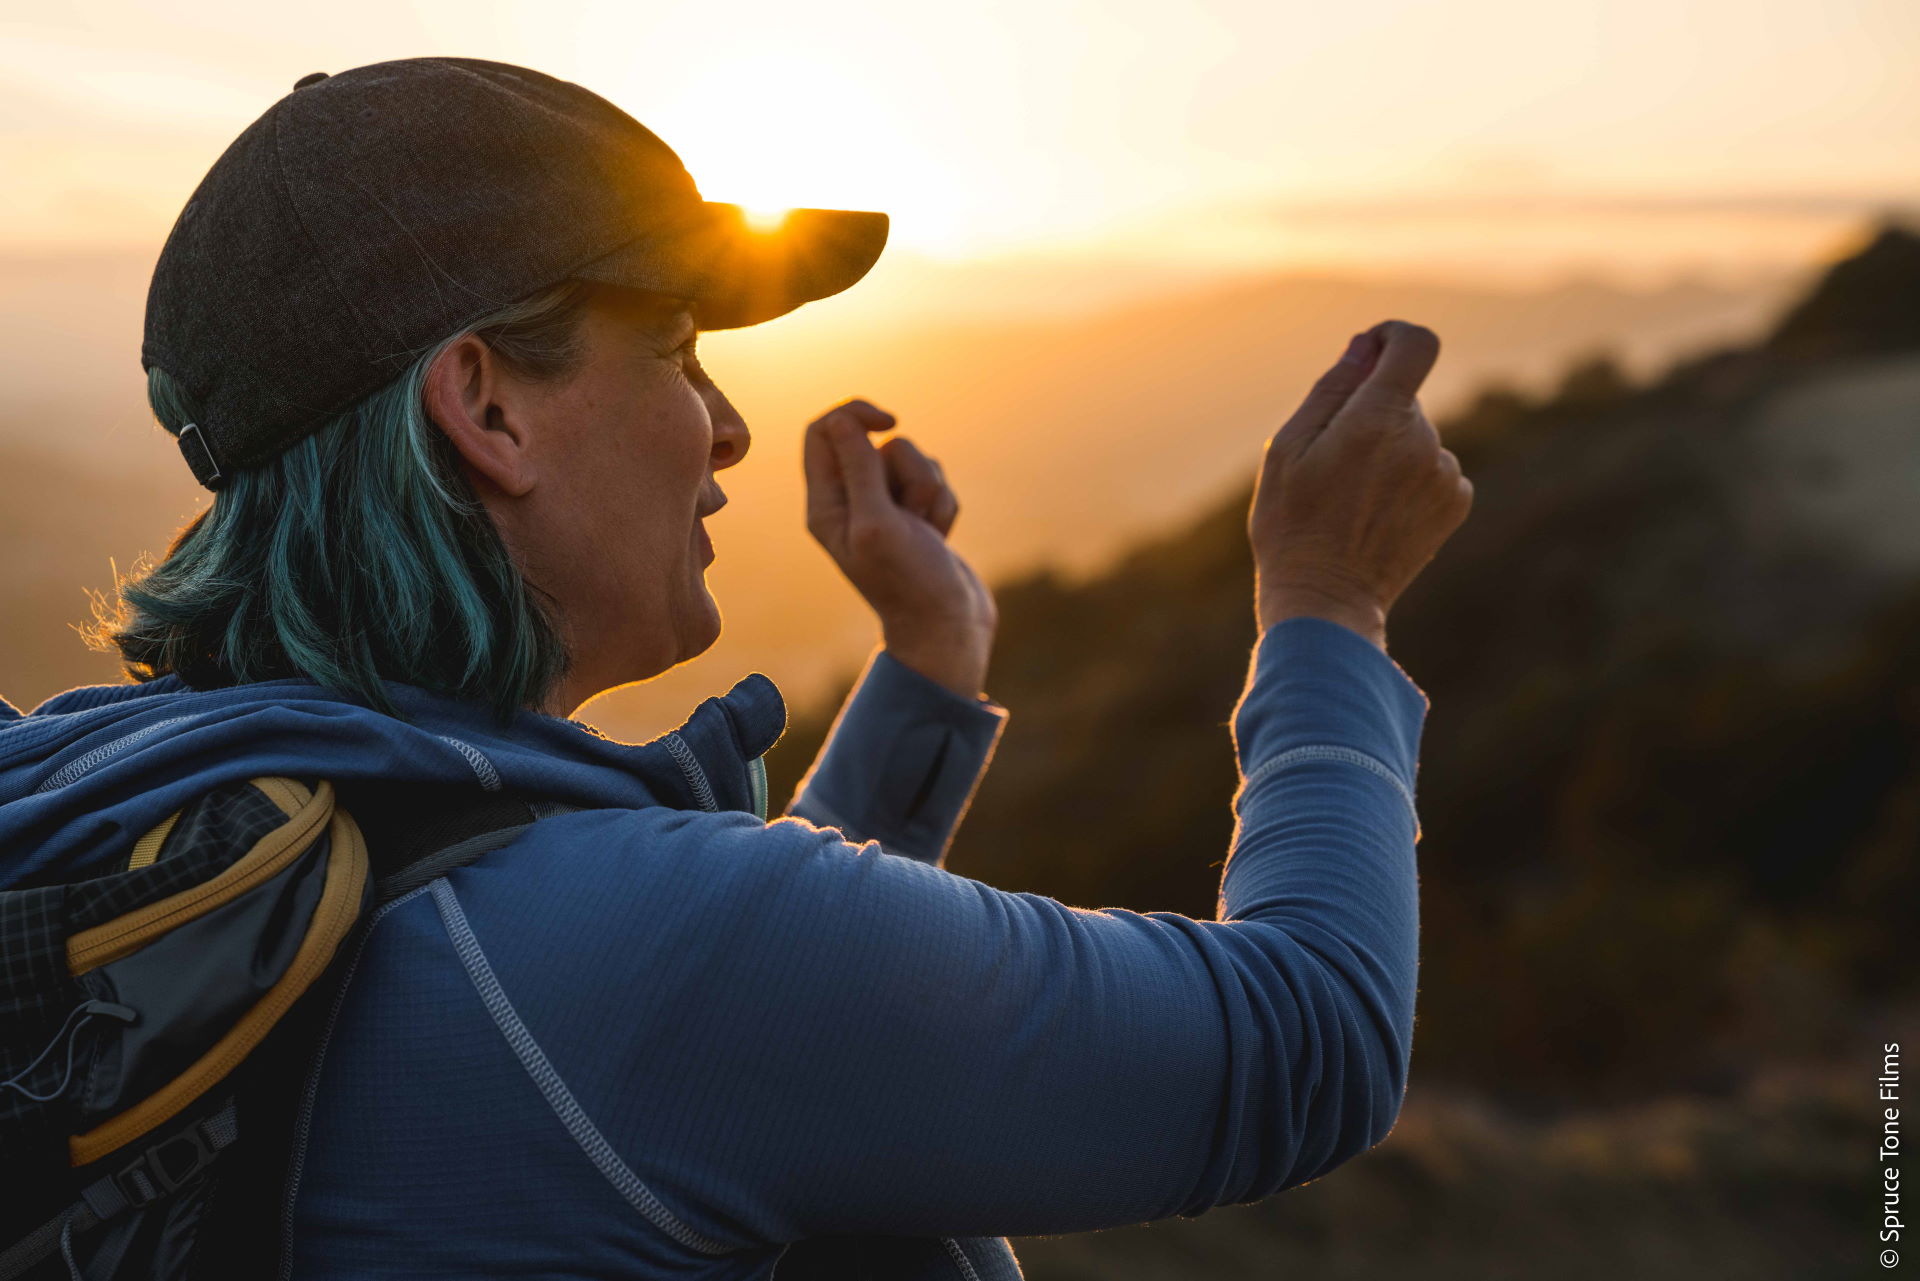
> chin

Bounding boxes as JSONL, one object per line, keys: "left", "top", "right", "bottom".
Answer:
{"left": 673, "top": 589, "right": 724, "bottom": 665}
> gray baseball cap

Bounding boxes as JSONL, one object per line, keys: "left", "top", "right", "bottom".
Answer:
{"left": 143, "top": 56, "right": 889, "bottom": 489}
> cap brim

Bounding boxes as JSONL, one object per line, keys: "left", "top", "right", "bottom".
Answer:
{"left": 574, "top": 203, "right": 888, "bottom": 330}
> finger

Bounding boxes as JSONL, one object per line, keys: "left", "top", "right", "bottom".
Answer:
{"left": 920, "top": 452, "right": 959, "bottom": 535}
{"left": 823, "top": 408, "right": 893, "bottom": 521}
{"left": 1349, "top": 320, "right": 1440, "bottom": 408}
{"left": 825, "top": 398, "right": 897, "bottom": 433}
{"left": 1269, "top": 330, "right": 1384, "bottom": 455}
{"left": 806, "top": 400, "right": 896, "bottom": 519}
{"left": 930, "top": 487, "right": 959, "bottom": 536}
{"left": 802, "top": 411, "right": 848, "bottom": 536}
{"left": 878, "top": 436, "right": 949, "bottom": 524}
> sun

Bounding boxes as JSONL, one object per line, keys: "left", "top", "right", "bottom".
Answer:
{"left": 607, "top": 50, "right": 969, "bottom": 254}
{"left": 740, "top": 204, "right": 791, "bottom": 234}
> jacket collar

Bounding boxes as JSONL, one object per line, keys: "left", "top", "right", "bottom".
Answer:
{"left": 636, "top": 672, "right": 787, "bottom": 815}
{"left": 0, "top": 671, "right": 789, "bottom": 887}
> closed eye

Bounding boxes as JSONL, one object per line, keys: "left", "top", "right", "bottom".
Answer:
{"left": 673, "top": 332, "right": 711, "bottom": 383}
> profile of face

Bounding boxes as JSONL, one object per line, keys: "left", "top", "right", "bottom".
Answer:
{"left": 425, "top": 282, "right": 750, "bottom": 716}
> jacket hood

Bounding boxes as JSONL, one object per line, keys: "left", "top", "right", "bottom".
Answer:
{"left": 0, "top": 671, "right": 788, "bottom": 889}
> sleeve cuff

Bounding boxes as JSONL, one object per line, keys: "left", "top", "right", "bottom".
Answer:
{"left": 788, "top": 648, "right": 1009, "bottom": 864}
{"left": 1230, "top": 617, "right": 1430, "bottom": 807}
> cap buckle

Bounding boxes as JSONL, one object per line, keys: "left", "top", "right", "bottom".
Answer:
{"left": 176, "top": 422, "right": 223, "bottom": 486}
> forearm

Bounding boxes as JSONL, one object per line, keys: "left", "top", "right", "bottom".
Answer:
{"left": 787, "top": 645, "right": 1008, "bottom": 865}
{"left": 1214, "top": 614, "right": 1427, "bottom": 1182}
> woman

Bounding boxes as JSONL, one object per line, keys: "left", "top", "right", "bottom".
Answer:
{"left": 2, "top": 57, "right": 1469, "bottom": 1280}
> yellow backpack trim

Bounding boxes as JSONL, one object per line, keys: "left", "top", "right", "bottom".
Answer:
{"left": 68, "top": 778, "right": 332, "bottom": 976}
{"left": 125, "top": 812, "right": 180, "bottom": 871}
{"left": 64, "top": 779, "right": 370, "bottom": 1167}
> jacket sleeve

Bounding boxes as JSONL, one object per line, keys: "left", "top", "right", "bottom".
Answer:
{"left": 785, "top": 646, "right": 1009, "bottom": 865}
{"left": 487, "top": 616, "right": 1425, "bottom": 1247}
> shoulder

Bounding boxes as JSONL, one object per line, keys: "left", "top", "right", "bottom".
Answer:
{"left": 499, "top": 804, "right": 879, "bottom": 882}
{"left": 424, "top": 803, "right": 1009, "bottom": 1018}
{"left": 399, "top": 805, "right": 980, "bottom": 1110}
{"left": 436, "top": 805, "right": 915, "bottom": 947}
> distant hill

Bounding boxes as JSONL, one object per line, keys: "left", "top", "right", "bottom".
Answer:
{"left": 0, "top": 246, "right": 1804, "bottom": 727}
{"left": 767, "top": 223, "right": 1920, "bottom": 1103}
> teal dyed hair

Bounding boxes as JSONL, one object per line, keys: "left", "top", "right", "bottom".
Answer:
{"left": 93, "top": 278, "right": 600, "bottom": 724}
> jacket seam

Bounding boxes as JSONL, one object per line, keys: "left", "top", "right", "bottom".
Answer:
{"left": 1239, "top": 743, "right": 1414, "bottom": 817}
{"left": 429, "top": 879, "right": 742, "bottom": 1255}
{"left": 35, "top": 717, "right": 193, "bottom": 793}
{"left": 663, "top": 733, "right": 718, "bottom": 812}
{"left": 435, "top": 735, "right": 503, "bottom": 791}
{"left": 942, "top": 1237, "right": 984, "bottom": 1281}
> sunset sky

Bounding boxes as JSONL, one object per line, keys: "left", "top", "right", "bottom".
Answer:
{"left": 3, "top": 0, "right": 1914, "bottom": 290}
{"left": 3, "top": 0, "right": 1916, "bottom": 736}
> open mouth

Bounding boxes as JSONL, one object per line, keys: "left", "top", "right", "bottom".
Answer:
{"left": 694, "top": 488, "right": 725, "bottom": 566}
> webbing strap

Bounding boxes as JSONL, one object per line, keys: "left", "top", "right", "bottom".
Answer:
{"left": 375, "top": 824, "right": 534, "bottom": 902}
{"left": 0, "top": 1100, "right": 238, "bottom": 1280}
{"left": 0, "top": 1205, "right": 90, "bottom": 1281}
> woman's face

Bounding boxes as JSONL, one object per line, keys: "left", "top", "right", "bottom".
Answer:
{"left": 486, "top": 283, "right": 750, "bottom": 712}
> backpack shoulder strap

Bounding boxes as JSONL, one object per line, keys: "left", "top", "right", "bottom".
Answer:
{"left": 0, "top": 781, "right": 581, "bottom": 1281}
{"left": 179, "top": 782, "right": 581, "bottom": 1281}
{"left": 333, "top": 780, "right": 583, "bottom": 904}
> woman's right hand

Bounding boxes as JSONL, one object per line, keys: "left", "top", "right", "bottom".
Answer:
{"left": 1248, "top": 320, "right": 1473, "bottom": 650}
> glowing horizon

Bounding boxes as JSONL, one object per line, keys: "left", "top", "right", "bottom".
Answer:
{"left": 1, "top": 0, "right": 1914, "bottom": 287}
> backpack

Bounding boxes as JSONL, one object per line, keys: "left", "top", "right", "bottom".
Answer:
{"left": 0, "top": 775, "right": 574, "bottom": 1280}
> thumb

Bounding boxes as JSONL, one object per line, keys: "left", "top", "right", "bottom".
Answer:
{"left": 1336, "top": 320, "right": 1441, "bottom": 422}
{"left": 1270, "top": 330, "right": 1383, "bottom": 457}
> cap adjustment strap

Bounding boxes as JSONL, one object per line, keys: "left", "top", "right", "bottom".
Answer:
{"left": 176, "top": 423, "right": 224, "bottom": 488}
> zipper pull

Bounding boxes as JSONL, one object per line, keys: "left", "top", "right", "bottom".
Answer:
{"left": 748, "top": 755, "right": 768, "bottom": 822}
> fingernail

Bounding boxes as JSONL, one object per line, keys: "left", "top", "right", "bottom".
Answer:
{"left": 1338, "top": 333, "right": 1368, "bottom": 364}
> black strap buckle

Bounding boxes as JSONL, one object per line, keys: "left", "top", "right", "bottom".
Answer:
{"left": 176, "top": 421, "right": 224, "bottom": 487}
{"left": 69, "top": 1101, "right": 238, "bottom": 1238}
{"left": 109, "top": 1124, "right": 219, "bottom": 1210}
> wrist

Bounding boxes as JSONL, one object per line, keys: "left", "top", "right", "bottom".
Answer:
{"left": 879, "top": 621, "right": 994, "bottom": 701}
{"left": 1256, "top": 585, "right": 1388, "bottom": 652}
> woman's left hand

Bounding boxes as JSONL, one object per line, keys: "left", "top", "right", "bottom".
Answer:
{"left": 803, "top": 399, "right": 998, "bottom": 700}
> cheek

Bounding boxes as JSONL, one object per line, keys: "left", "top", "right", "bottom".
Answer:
{"left": 570, "top": 386, "right": 710, "bottom": 558}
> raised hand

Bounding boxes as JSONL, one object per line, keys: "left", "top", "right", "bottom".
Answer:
{"left": 803, "top": 399, "right": 997, "bottom": 699}
{"left": 1249, "top": 321, "right": 1474, "bottom": 650}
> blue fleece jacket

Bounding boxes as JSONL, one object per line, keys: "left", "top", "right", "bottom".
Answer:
{"left": 0, "top": 617, "right": 1427, "bottom": 1280}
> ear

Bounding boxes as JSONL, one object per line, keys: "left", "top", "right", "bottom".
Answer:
{"left": 423, "top": 334, "right": 540, "bottom": 498}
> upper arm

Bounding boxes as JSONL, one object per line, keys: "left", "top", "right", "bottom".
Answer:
{"left": 455, "top": 807, "right": 1397, "bottom": 1247}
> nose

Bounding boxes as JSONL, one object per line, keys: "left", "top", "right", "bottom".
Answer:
{"left": 706, "top": 380, "right": 749, "bottom": 472}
